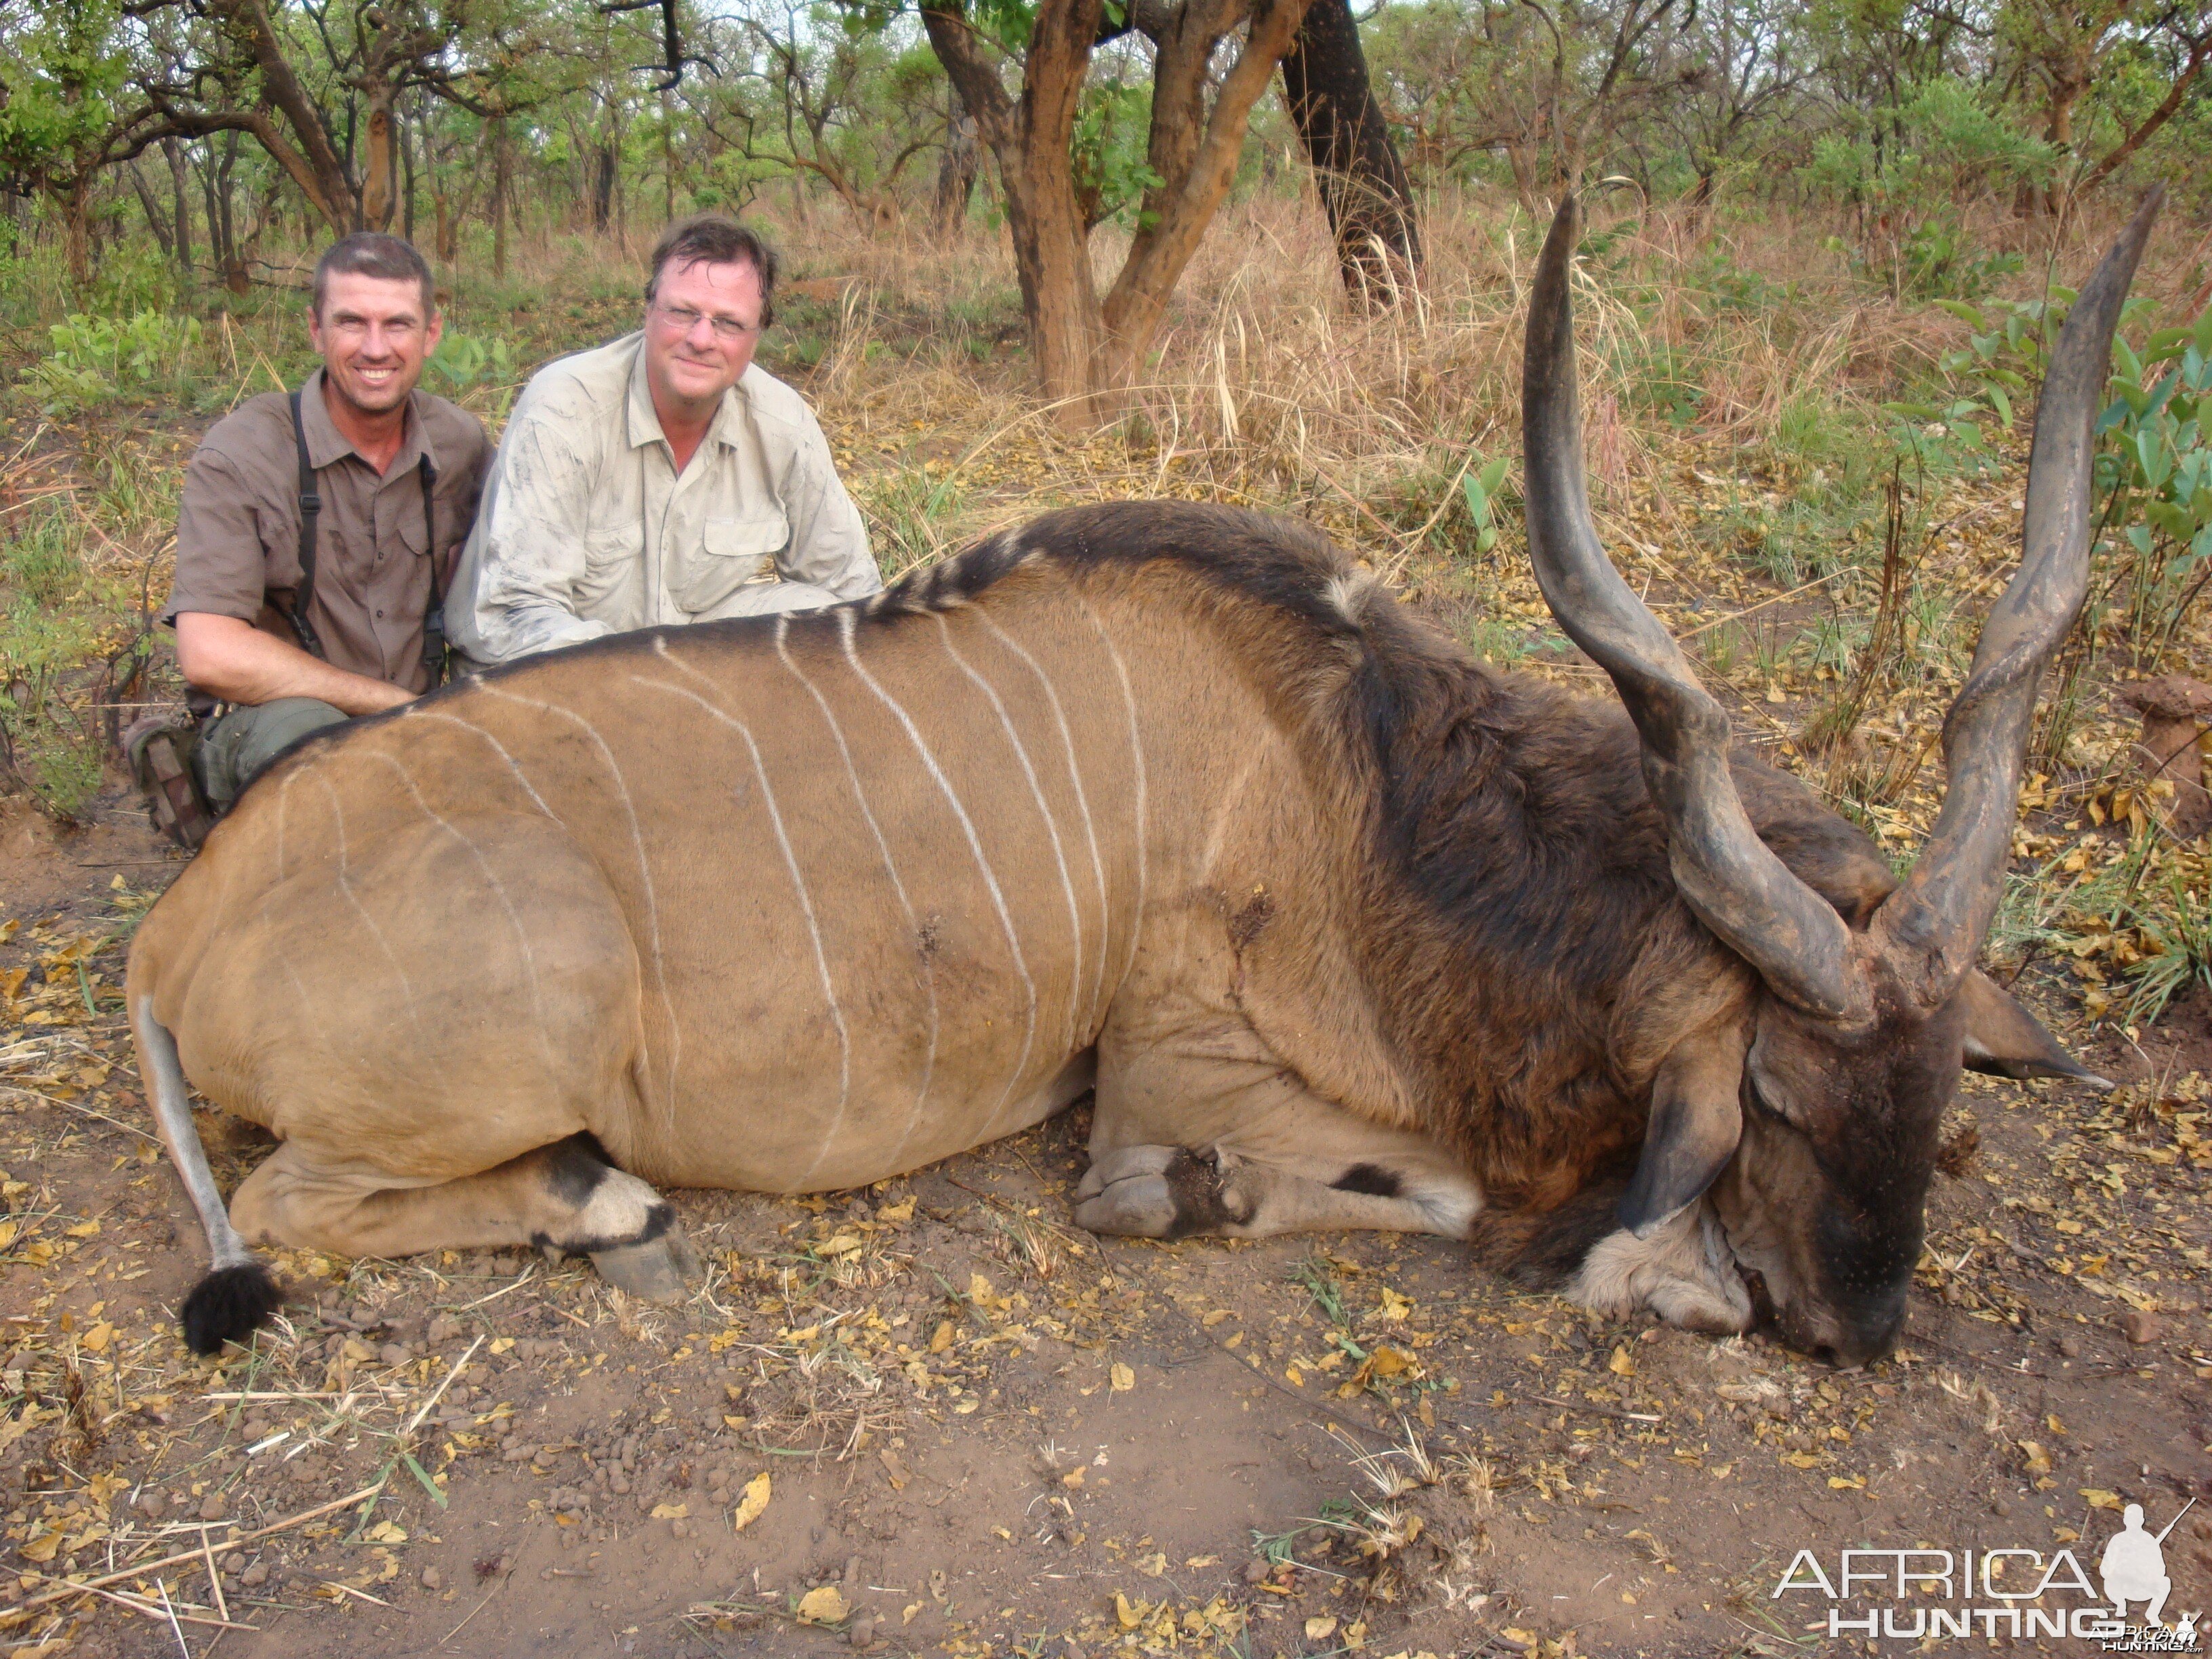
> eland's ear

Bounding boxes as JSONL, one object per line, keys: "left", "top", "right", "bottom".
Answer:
{"left": 1620, "top": 1017, "right": 1750, "bottom": 1239}
{"left": 1957, "top": 970, "right": 2112, "bottom": 1088}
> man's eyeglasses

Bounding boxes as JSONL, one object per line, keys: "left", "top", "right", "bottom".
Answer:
{"left": 651, "top": 302, "right": 764, "bottom": 342}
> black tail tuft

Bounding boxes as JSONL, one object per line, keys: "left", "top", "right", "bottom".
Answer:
{"left": 181, "top": 1262, "right": 283, "bottom": 1355}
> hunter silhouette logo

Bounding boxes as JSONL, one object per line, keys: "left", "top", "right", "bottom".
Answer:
{"left": 2102, "top": 1499, "right": 2194, "bottom": 1633}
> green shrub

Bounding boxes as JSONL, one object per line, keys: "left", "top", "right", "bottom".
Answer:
{"left": 24, "top": 310, "right": 203, "bottom": 413}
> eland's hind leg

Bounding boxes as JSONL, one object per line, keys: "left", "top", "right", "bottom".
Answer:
{"left": 229, "top": 1134, "right": 699, "bottom": 1300}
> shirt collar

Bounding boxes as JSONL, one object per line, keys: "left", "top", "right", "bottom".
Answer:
{"left": 623, "top": 331, "right": 748, "bottom": 453}
{"left": 300, "top": 367, "right": 438, "bottom": 476}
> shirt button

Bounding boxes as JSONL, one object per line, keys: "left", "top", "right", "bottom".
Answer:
{"left": 375, "top": 609, "right": 386, "bottom": 619}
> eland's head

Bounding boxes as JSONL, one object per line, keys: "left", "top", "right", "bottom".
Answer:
{"left": 1523, "top": 194, "right": 2154, "bottom": 1366}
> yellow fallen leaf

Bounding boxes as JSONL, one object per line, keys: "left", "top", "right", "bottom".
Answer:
{"left": 1109, "top": 1362, "right": 1134, "bottom": 1393}
{"left": 819, "top": 1233, "right": 862, "bottom": 1257}
{"left": 1305, "top": 1616, "right": 1338, "bottom": 1640}
{"left": 929, "top": 1321, "right": 954, "bottom": 1355}
{"left": 364, "top": 1520, "right": 407, "bottom": 1543}
{"left": 19, "top": 1529, "right": 61, "bottom": 1563}
{"left": 1828, "top": 1475, "right": 1865, "bottom": 1490}
{"left": 1368, "top": 1347, "right": 1410, "bottom": 1377}
{"left": 1285, "top": 1366, "right": 1304, "bottom": 1386}
{"left": 1137, "top": 1552, "right": 1167, "bottom": 1576}
{"left": 64, "top": 1220, "right": 98, "bottom": 1238}
{"left": 0, "top": 1221, "right": 16, "bottom": 1250}
{"left": 733, "top": 1471, "right": 771, "bottom": 1530}
{"left": 1377, "top": 1287, "right": 1412, "bottom": 1322}
{"left": 1609, "top": 1345, "right": 1635, "bottom": 1377}
{"left": 1115, "top": 1593, "right": 1145, "bottom": 1629}
{"left": 796, "top": 1585, "right": 847, "bottom": 1624}
{"left": 1061, "top": 1467, "right": 1084, "bottom": 1489}
{"left": 650, "top": 1502, "right": 689, "bottom": 1520}
{"left": 488, "top": 1337, "right": 514, "bottom": 1354}
{"left": 876, "top": 1197, "right": 915, "bottom": 1223}
{"left": 2080, "top": 1488, "right": 2121, "bottom": 1511}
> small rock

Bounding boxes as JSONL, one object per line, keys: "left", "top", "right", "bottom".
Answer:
{"left": 136, "top": 1492, "right": 166, "bottom": 1521}
{"left": 2122, "top": 1309, "right": 2162, "bottom": 1346}
{"left": 1988, "top": 1498, "right": 2009, "bottom": 1517}
{"left": 428, "top": 1316, "right": 464, "bottom": 1345}
{"left": 421, "top": 1565, "right": 443, "bottom": 1590}
{"left": 1242, "top": 1559, "right": 1271, "bottom": 1584}
{"left": 199, "top": 1494, "right": 227, "bottom": 1522}
{"left": 2056, "top": 1336, "right": 2082, "bottom": 1359}
{"left": 221, "top": 1553, "right": 245, "bottom": 1573}
{"left": 848, "top": 1616, "right": 875, "bottom": 1648}
{"left": 842, "top": 1554, "right": 862, "bottom": 1591}
{"left": 240, "top": 1563, "right": 268, "bottom": 1588}
{"left": 1061, "top": 1642, "right": 1088, "bottom": 1659}
{"left": 380, "top": 1343, "right": 414, "bottom": 1367}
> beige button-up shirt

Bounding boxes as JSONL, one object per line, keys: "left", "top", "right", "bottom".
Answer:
{"left": 445, "top": 331, "right": 878, "bottom": 665}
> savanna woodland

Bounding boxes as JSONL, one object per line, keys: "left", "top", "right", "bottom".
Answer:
{"left": 0, "top": 0, "right": 2208, "bottom": 1654}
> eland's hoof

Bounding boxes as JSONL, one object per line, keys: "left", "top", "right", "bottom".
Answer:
{"left": 591, "top": 1228, "right": 697, "bottom": 1303}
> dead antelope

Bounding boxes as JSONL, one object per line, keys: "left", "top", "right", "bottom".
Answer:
{"left": 130, "top": 195, "right": 2147, "bottom": 1367}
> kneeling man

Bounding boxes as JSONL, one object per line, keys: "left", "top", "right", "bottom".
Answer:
{"left": 147, "top": 233, "right": 489, "bottom": 842}
{"left": 445, "top": 216, "right": 878, "bottom": 665}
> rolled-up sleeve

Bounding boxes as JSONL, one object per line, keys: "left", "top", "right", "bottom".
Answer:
{"left": 776, "top": 407, "right": 879, "bottom": 600}
{"left": 164, "top": 449, "right": 273, "bottom": 626}
{"left": 445, "top": 401, "right": 615, "bottom": 666}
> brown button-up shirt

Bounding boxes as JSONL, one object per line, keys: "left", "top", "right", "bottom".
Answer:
{"left": 163, "top": 370, "right": 491, "bottom": 694}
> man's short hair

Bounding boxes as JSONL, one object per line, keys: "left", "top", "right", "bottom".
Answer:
{"left": 313, "top": 234, "right": 435, "bottom": 319}
{"left": 644, "top": 216, "right": 778, "bottom": 329}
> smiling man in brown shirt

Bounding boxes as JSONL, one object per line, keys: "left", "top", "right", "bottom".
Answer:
{"left": 138, "top": 233, "right": 490, "bottom": 842}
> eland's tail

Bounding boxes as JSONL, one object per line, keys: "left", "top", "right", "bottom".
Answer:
{"left": 131, "top": 996, "right": 281, "bottom": 1353}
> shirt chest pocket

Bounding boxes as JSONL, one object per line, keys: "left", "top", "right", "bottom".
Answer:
{"left": 669, "top": 512, "right": 787, "bottom": 615}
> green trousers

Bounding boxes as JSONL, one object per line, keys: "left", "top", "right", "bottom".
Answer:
{"left": 193, "top": 697, "right": 350, "bottom": 806}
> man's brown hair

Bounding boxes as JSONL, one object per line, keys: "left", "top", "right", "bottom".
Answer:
{"left": 644, "top": 215, "right": 778, "bottom": 329}
{"left": 312, "top": 233, "right": 436, "bottom": 319}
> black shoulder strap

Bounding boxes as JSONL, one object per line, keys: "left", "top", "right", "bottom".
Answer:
{"left": 417, "top": 453, "right": 447, "bottom": 689}
{"left": 287, "top": 387, "right": 326, "bottom": 660}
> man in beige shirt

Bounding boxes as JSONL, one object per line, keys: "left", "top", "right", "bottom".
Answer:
{"left": 445, "top": 216, "right": 878, "bottom": 666}
{"left": 138, "top": 233, "right": 489, "bottom": 844}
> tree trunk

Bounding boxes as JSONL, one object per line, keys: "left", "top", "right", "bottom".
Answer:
{"left": 361, "top": 85, "right": 398, "bottom": 230}
{"left": 129, "top": 159, "right": 176, "bottom": 259}
{"left": 592, "top": 143, "right": 617, "bottom": 233}
{"left": 935, "top": 82, "right": 980, "bottom": 239}
{"left": 661, "top": 90, "right": 678, "bottom": 223}
{"left": 217, "top": 134, "right": 249, "bottom": 295}
{"left": 402, "top": 100, "right": 418, "bottom": 242}
{"left": 491, "top": 116, "right": 511, "bottom": 279}
{"left": 60, "top": 177, "right": 93, "bottom": 290}
{"left": 1279, "top": 0, "right": 1420, "bottom": 303}
{"left": 164, "top": 138, "right": 194, "bottom": 276}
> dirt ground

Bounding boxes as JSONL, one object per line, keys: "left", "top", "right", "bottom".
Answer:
{"left": 0, "top": 775, "right": 2207, "bottom": 1659}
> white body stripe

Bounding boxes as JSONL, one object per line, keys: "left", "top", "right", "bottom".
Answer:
{"left": 973, "top": 611, "right": 1112, "bottom": 1037}
{"left": 477, "top": 683, "right": 680, "bottom": 1113}
{"left": 838, "top": 607, "right": 1038, "bottom": 1125}
{"left": 1078, "top": 597, "right": 1149, "bottom": 988}
{"left": 773, "top": 617, "right": 941, "bottom": 1166}
{"left": 934, "top": 611, "right": 1086, "bottom": 1049}
{"left": 353, "top": 750, "right": 562, "bottom": 1078}
{"left": 643, "top": 643, "right": 854, "bottom": 1178}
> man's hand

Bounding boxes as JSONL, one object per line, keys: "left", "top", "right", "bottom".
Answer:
{"left": 174, "top": 613, "right": 415, "bottom": 716}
